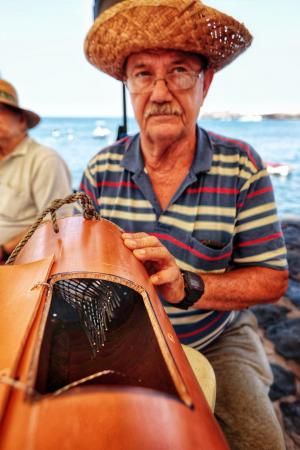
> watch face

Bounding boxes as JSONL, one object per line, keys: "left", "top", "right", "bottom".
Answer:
{"left": 170, "top": 271, "right": 204, "bottom": 310}
{"left": 185, "top": 271, "right": 204, "bottom": 293}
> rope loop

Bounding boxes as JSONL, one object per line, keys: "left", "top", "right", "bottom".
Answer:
{"left": 6, "top": 193, "right": 101, "bottom": 265}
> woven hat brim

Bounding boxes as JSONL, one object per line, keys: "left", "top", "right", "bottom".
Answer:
{"left": 85, "top": 0, "right": 253, "bottom": 80}
{"left": 0, "top": 97, "right": 40, "bottom": 129}
{"left": 22, "top": 109, "right": 40, "bottom": 129}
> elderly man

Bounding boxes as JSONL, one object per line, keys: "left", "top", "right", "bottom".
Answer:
{"left": 80, "top": 1, "right": 288, "bottom": 448}
{"left": 0, "top": 79, "right": 72, "bottom": 262}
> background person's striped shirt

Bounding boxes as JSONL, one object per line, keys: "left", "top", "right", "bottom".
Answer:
{"left": 79, "top": 126, "right": 287, "bottom": 350}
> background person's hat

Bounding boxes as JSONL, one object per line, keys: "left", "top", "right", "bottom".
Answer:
{"left": 0, "top": 79, "right": 40, "bottom": 129}
{"left": 85, "top": 0, "right": 253, "bottom": 80}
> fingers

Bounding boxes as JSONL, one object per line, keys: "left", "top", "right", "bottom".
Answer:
{"left": 122, "top": 234, "right": 174, "bottom": 266}
{"left": 122, "top": 232, "right": 150, "bottom": 240}
{"left": 153, "top": 267, "right": 185, "bottom": 304}
{"left": 122, "top": 233, "right": 171, "bottom": 261}
{"left": 121, "top": 231, "right": 185, "bottom": 302}
{"left": 133, "top": 246, "right": 172, "bottom": 264}
{"left": 122, "top": 233, "right": 160, "bottom": 250}
{"left": 150, "top": 266, "right": 181, "bottom": 286}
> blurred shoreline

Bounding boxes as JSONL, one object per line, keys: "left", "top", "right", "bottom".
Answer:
{"left": 200, "top": 112, "right": 300, "bottom": 121}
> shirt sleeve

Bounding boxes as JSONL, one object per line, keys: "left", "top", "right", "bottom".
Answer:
{"left": 31, "top": 152, "right": 73, "bottom": 217}
{"left": 232, "top": 154, "right": 287, "bottom": 270}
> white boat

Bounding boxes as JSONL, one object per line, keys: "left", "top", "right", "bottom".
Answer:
{"left": 51, "top": 128, "right": 61, "bottom": 138}
{"left": 92, "top": 121, "right": 111, "bottom": 139}
{"left": 266, "top": 162, "right": 293, "bottom": 177}
{"left": 51, "top": 128, "right": 74, "bottom": 140}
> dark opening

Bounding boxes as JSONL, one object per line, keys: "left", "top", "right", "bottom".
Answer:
{"left": 33, "top": 277, "right": 179, "bottom": 400}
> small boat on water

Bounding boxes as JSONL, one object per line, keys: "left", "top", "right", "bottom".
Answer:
{"left": 92, "top": 120, "right": 111, "bottom": 138}
{"left": 266, "top": 162, "right": 293, "bottom": 177}
{"left": 0, "top": 193, "right": 228, "bottom": 450}
{"left": 51, "top": 128, "right": 61, "bottom": 138}
{"left": 51, "top": 128, "right": 74, "bottom": 141}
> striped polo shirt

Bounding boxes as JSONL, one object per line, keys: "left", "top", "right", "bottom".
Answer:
{"left": 79, "top": 126, "right": 287, "bottom": 350}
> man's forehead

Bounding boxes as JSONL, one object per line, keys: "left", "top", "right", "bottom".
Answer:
{"left": 127, "top": 49, "right": 202, "bottom": 67}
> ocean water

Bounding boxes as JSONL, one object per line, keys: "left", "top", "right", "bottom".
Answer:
{"left": 30, "top": 117, "right": 300, "bottom": 218}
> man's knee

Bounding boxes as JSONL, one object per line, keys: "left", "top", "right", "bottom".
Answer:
{"left": 213, "top": 361, "right": 285, "bottom": 450}
{"left": 201, "top": 311, "right": 285, "bottom": 449}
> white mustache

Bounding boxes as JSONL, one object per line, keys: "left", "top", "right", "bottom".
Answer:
{"left": 144, "top": 103, "right": 182, "bottom": 119}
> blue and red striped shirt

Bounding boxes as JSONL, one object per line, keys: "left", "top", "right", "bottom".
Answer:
{"left": 78, "top": 126, "right": 287, "bottom": 349}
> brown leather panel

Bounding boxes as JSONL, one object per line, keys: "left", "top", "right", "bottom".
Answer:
{"left": 0, "top": 257, "right": 54, "bottom": 420}
{"left": 0, "top": 217, "right": 229, "bottom": 449}
{"left": 2, "top": 389, "right": 229, "bottom": 450}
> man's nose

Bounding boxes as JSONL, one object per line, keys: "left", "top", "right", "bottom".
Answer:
{"left": 149, "top": 78, "right": 173, "bottom": 103}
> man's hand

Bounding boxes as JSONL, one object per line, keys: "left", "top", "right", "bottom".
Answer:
{"left": 121, "top": 232, "right": 185, "bottom": 304}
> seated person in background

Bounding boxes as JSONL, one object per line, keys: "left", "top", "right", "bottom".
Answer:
{"left": 0, "top": 79, "right": 72, "bottom": 262}
{"left": 79, "top": 1, "right": 288, "bottom": 449}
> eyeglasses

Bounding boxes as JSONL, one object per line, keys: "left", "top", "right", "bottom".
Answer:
{"left": 124, "top": 70, "right": 204, "bottom": 94}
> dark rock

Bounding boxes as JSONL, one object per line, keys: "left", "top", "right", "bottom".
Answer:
{"left": 281, "top": 221, "right": 300, "bottom": 249}
{"left": 251, "top": 304, "right": 289, "bottom": 330}
{"left": 280, "top": 401, "right": 300, "bottom": 438}
{"left": 286, "top": 278, "right": 300, "bottom": 307}
{"left": 269, "top": 364, "right": 296, "bottom": 401}
{"left": 267, "top": 318, "right": 300, "bottom": 362}
{"left": 287, "top": 250, "right": 300, "bottom": 281}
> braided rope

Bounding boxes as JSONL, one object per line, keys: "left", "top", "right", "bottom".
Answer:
{"left": 6, "top": 193, "right": 101, "bottom": 265}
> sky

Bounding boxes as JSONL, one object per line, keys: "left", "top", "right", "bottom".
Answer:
{"left": 1, "top": 0, "right": 300, "bottom": 117}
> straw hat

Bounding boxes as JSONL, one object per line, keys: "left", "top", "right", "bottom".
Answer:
{"left": 85, "top": 0, "right": 253, "bottom": 80}
{"left": 0, "top": 79, "right": 40, "bottom": 129}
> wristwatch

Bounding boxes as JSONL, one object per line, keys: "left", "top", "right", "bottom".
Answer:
{"left": 171, "top": 270, "right": 205, "bottom": 310}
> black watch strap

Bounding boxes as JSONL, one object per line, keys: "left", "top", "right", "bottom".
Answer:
{"left": 167, "top": 270, "right": 205, "bottom": 310}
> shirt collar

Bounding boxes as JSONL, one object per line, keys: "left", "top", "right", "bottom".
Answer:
{"left": 193, "top": 126, "right": 214, "bottom": 173}
{"left": 121, "top": 126, "right": 213, "bottom": 174}
{"left": 2, "top": 136, "right": 30, "bottom": 161}
{"left": 121, "top": 134, "right": 144, "bottom": 172}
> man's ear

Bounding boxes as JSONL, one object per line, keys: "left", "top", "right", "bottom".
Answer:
{"left": 202, "top": 68, "right": 214, "bottom": 100}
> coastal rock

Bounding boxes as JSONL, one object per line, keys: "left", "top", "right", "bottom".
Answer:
{"left": 281, "top": 220, "right": 300, "bottom": 249}
{"left": 280, "top": 401, "right": 300, "bottom": 444}
{"left": 281, "top": 219, "right": 300, "bottom": 282}
{"left": 286, "top": 279, "right": 300, "bottom": 307}
{"left": 266, "top": 318, "right": 300, "bottom": 362}
{"left": 257, "top": 219, "right": 300, "bottom": 449}
{"left": 269, "top": 364, "right": 296, "bottom": 401}
{"left": 286, "top": 250, "right": 300, "bottom": 281}
{"left": 251, "top": 304, "right": 289, "bottom": 330}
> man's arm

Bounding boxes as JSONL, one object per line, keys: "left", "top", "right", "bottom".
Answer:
{"left": 198, "top": 266, "right": 288, "bottom": 310}
{"left": 121, "top": 232, "right": 288, "bottom": 311}
{"left": 32, "top": 152, "right": 72, "bottom": 214}
{"left": 3, "top": 233, "right": 25, "bottom": 253}
{"left": 0, "top": 232, "right": 26, "bottom": 262}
